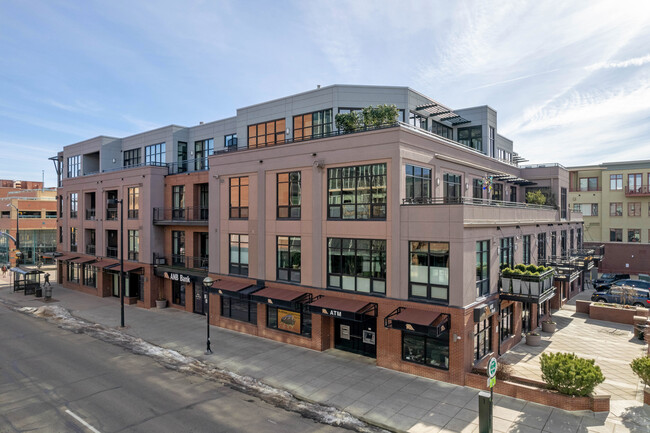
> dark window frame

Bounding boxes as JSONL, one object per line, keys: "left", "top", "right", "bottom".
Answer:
{"left": 128, "top": 229, "right": 139, "bottom": 261}
{"left": 409, "top": 241, "right": 450, "bottom": 303}
{"left": 500, "top": 237, "right": 514, "bottom": 267}
{"left": 229, "top": 176, "right": 249, "bottom": 220}
{"left": 67, "top": 155, "right": 80, "bottom": 178}
{"left": 327, "top": 163, "right": 387, "bottom": 220}
{"left": 327, "top": 238, "right": 386, "bottom": 295}
{"left": 476, "top": 240, "right": 489, "bottom": 297}
{"left": 277, "top": 236, "right": 301, "bottom": 283}
{"left": 405, "top": 165, "right": 432, "bottom": 201}
{"left": 123, "top": 148, "right": 141, "bottom": 167}
{"left": 172, "top": 280, "right": 185, "bottom": 306}
{"left": 523, "top": 235, "right": 531, "bottom": 265}
{"left": 293, "top": 109, "right": 333, "bottom": 141}
{"left": 443, "top": 173, "right": 462, "bottom": 203}
{"left": 474, "top": 318, "right": 492, "bottom": 361}
{"left": 128, "top": 187, "right": 139, "bottom": 219}
{"left": 70, "top": 193, "right": 78, "bottom": 218}
{"left": 401, "top": 330, "right": 450, "bottom": 371}
{"left": 277, "top": 172, "right": 301, "bottom": 219}
{"left": 247, "top": 118, "right": 286, "bottom": 148}
{"left": 221, "top": 296, "right": 257, "bottom": 324}
{"left": 266, "top": 304, "right": 311, "bottom": 337}
{"left": 229, "top": 234, "right": 249, "bottom": 276}
{"left": 500, "top": 306, "right": 513, "bottom": 342}
{"left": 144, "top": 142, "right": 166, "bottom": 165}
{"left": 457, "top": 125, "right": 482, "bottom": 151}
{"left": 194, "top": 138, "right": 214, "bottom": 171}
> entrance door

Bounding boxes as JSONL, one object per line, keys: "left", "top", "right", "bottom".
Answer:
{"left": 193, "top": 281, "right": 207, "bottom": 315}
{"left": 521, "top": 302, "right": 531, "bottom": 333}
{"left": 111, "top": 273, "right": 119, "bottom": 297}
{"left": 334, "top": 317, "right": 377, "bottom": 358}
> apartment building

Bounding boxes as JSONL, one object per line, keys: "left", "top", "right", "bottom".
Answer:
{"left": 568, "top": 160, "right": 650, "bottom": 274}
{"left": 0, "top": 180, "right": 57, "bottom": 266}
{"left": 52, "top": 85, "right": 587, "bottom": 385}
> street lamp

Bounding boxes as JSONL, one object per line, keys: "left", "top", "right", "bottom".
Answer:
{"left": 202, "top": 276, "right": 214, "bottom": 355}
{"left": 107, "top": 198, "right": 125, "bottom": 328}
{"left": 7, "top": 204, "right": 20, "bottom": 265}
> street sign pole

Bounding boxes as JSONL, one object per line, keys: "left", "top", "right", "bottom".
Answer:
{"left": 480, "top": 357, "right": 498, "bottom": 433}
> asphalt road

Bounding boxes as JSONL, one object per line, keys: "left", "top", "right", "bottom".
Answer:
{"left": 0, "top": 305, "right": 346, "bottom": 433}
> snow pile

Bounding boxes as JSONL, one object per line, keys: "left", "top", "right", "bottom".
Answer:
{"left": 16, "top": 304, "right": 388, "bottom": 433}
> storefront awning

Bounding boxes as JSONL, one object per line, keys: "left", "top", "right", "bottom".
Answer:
{"left": 70, "top": 256, "right": 96, "bottom": 264}
{"left": 473, "top": 299, "right": 499, "bottom": 322}
{"left": 10, "top": 267, "right": 44, "bottom": 275}
{"left": 106, "top": 262, "right": 143, "bottom": 273}
{"left": 91, "top": 259, "right": 119, "bottom": 269}
{"left": 213, "top": 279, "right": 263, "bottom": 299}
{"left": 385, "top": 307, "right": 450, "bottom": 337}
{"left": 250, "top": 287, "right": 312, "bottom": 310}
{"left": 308, "top": 296, "right": 377, "bottom": 321}
{"left": 55, "top": 254, "right": 80, "bottom": 262}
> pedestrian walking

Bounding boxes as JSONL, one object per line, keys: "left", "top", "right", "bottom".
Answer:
{"left": 1, "top": 264, "right": 7, "bottom": 278}
{"left": 44, "top": 273, "right": 51, "bottom": 287}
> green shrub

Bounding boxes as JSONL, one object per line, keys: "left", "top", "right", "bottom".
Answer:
{"left": 335, "top": 112, "right": 361, "bottom": 132}
{"left": 523, "top": 271, "right": 533, "bottom": 276}
{"left": 500, "top": 263, "right": 510, "bottom": 271}
{"left": 526, "top": 264, "right": 537, "bottom": 273}
{"left": 540, "top": 352, "right": 605, "bottom": 396}
{"left": 531, "top": 272, "right": 540, "bottom": 277}
{"left": 630, "top": 356, "right": 650, "bottom": 386}
{"left": 526, "top": 190, "right": 547, "bottom": 205}
{"left": 501, "top": 268, "right": 513, "bottom": 277}
{"left": 361, "top": 104, "right": 399, "bottom": 127}
{"left": 515, "top": 264, "right": 527, "bottom": 272}
{"left": 512, "top": 269, "right": 524, "bottom": 276}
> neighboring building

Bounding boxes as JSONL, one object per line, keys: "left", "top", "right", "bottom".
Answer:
{"left": 568, "top": 160, "right": 650, "bottom": 274}
{"left": 0, "top": 180, "right": 57, "bottom": 266}
{"left": 52, "top": 85, "right": 587, "bottom": 386}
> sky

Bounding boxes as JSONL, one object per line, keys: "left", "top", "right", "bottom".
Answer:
{"left": 1, "top": 0, "right": 650, "bottom": 187}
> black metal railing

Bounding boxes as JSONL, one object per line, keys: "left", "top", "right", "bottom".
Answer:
{"left": 70, "top": 244, "right": 78, "bottom": 252}
{"left": 167, "top": 158, "right": 210, "bottom": 175}
{"left": 401, "top": 196, "right": 556, "bottom": 210}
{"left": 106, "top": 208, "right": 118, "bottom": 220}
{"left": 128, "top": 251, "right": 139, "bottom": 261}
{"left": 128, "top": 209, "right": 139, "bottom": 219}
{"left": 106, "top": 246, "right": 118, "bottom": 258}
{"left": 86, "top": 244, "right": 95, "bottom": 255}
{"left": 153, "top": 253, "right": 208, "bottom": 270}
{"left": 153, "top": 207, "right": 209, "bottom": 222}
{"left": 86, "top": 209, "right": 96, "bottom": 220}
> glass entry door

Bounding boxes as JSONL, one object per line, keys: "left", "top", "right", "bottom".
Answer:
{"left": 334, "top": 317, "right": 377, "bottom": 358}
{"left": 193, "top": 281, "right": 207, "bottom": 315}
{"left": 111, "top": 273, "right": 119, "bottom": 297}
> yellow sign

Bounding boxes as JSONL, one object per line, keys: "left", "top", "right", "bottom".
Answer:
{"left": 278, "top": 309, "right": 301, "bottom": 334}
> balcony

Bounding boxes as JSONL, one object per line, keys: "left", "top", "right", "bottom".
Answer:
{"left": 86, "top": 244, "right": 95, "bottom": 255}
{"left": 570, "top": 249, "right": 596, "bottom": 271}
{"left": 153, "top": 253, "right": 208, "bottom": 271}
{"left": 152, "top": 207, "right": 209, "bottom": 225}
{"left": 625, "top": 185, "right": 650, "bottom": 197}
{"left": 86, "top": 209, "right": 96, "bottom": 220}
{"left": 106, "top": 208, "right": 118, "bottom": 221}
{"left": 499, "top": 265, "right": 556, "bottom": 304}
{"left": 541, "top": 257, "right": 582, "bottom": 283}
{"left": 106, "top": 246, "right": 118, "bottom": 258}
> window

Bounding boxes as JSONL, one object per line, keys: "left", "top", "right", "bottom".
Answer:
{"left": 579, "top": 177, "right": 598, "bottom": 191}
{"left": 70, "top": 193, "right": 78, "bottom": 218}
{"left": 409, "top": 241, "right": 449, "bottom": 302}
{"left": 500, "top": 306, "right": 513, "bottom": 342}
{"left": 248, "top": 118, "right": 286, "bottom": 148}
{"left": 473, "top": 179, "right": 483, "bottom": 200}
{"left": 628, "top": 202, "right": 641, "bottom": 217}
{"left": 224, "top": 133, "right": 237, "bottom": 148}
{"left": 328, "top": 164, "right": 387, "bottom": 220}
{"left": 431, "top": 120, "right": 452, "bottom": 139}
{"left": 70, "top": 227, "right": 77, "bottom": 252}
{"left": 489, "top": 126, "right": 495, "bottom": 157}
{"left": 128, "top": 230, "right": 139, "bottom": 261}
{"left": 59, "top": 195, "right": 63, "bottom": 217}
{"left": 551, "top": 232, "right": 557, "bottom": 257}
{"left": 402, "top": 330, "right": 449, "bottom": 370}
{"left": 229, "top": 177, "right": 249, "bottom": 219}
{"left": 570, "top": 229, "right": 574, "bottom": 251}
{"left": 492, "top": 183, "right": 503, "bottom": 201}
{"left": 144, "top": 142, "right": 165, "bottom": 165}
{"left": 59, "top": 226, "right": 63, "bottom": 244}
{"left": 628, "top": 173, "right": 642, "bottom": 193}
{"left": 221, "top": 296, "right": 257, "bottom": 323}
{"left": 523, "top": 235, "right": 531, "bottom": 265}
{"left": 443, "top": 173, "right": 462, "bottom": 203}
{"left": 538, "top": 233, "right": 546, "bottom": 261}
{"left": 457, "top": 126, "right": 482, "bottom": 151}
{"left": 610, "top": 202, "right": 623, "bottom": 216}
{"left": 328, "top": 238, "right": 386, "bottom": 295}
{"left": 172, "top": 185, "right": 185, "bottom": 219}
{"left": 128, "top": 187, "right": 139, "bottom": 219}
{"left": 229, "top": 234, "right": 249, "bottom": 276}
{"left": 267, "top": 305, "right": 311, "bottom": 337}
{"left": 573, "top": 203, "right": 598, "bottom": 216}
{"left": 405, "top": 165, "right": 431, "bottom": 201}
{"left": 86, "top": 229, "right": 95, "bottom": 255}
{"left": 199, "top": 183, "right": 209, "bottom": 220}
{"left": 177, "top": 142, "right": 187, "bottom": 173}
{"left": 577, "top": 228, "right": 582, "bottom": 250}
{"left": 172, "top": 231, "right": 185, "bottom": 265}
{"left": 194, "top": 138, "right": 213, "bottom": 171}
{"left": 628, "top": 229, "right": 641, "bottom": 243}
{"left": 277, "top": 172, "right": 301, "bottom": 219}
{"left": 498, "top": 149, "right": 511, "bottom": 162}
{"left": 610, "top": 229, "right": 623, "bottom": 242}
{"left": 172, "top": 280, "right": 185, "bottom": 306}
{"left": 474, "top": 318, "right": 492, "bottom": 361}
{"left": 293, "top": 109, "right": 332, "bottom": 141}
{"left": 67, "top": 155, "right": 80, "bottom": 178}
{"left": 67, "top": 262, "right": 80, "bottom": 284}
{"left": 510, "top": 186, "right": 517, "bottom": 203}
{"left": 83, "top": 265, "right": 97, "bottom": 288}
{"left": 476, "top": 240, "right": 489, "bottom": 297}
{"left": 277, "top": 236, "right": 300, "bottom": 283}
{"left": 561, "top": 187, "right": 567, "bottom": 219}
{"left": 123, "top": 149, "right": 141, "bottom": 167}
{"left": 500, "top": 237, "right": 514, "bottom": 268}
{"left": 560, "top": 230, "right": 567, "bottom": 256}
{"left": 610, "top": 174, "right": 622, "bottom": 190}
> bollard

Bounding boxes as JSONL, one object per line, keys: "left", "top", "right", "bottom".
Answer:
{"left": 478, "top": 390, "right": 492, "bottom": 433}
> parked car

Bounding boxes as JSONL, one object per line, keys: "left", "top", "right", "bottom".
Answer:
{"left": 593, "top": 273, "right": 630, "bottom": 288}
{"left": 591, "top": 284, "right": 650, "bottom": 307}
{"left": 595, "top": 277, "right": 646, "bottom": 291}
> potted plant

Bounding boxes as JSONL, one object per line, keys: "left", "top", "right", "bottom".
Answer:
{"left": 526, "top": 331, "right": 541, "bottom": 346}
{"left": 529, "top": 271, "right": 541, "bottom": 296}
{"left": 156, "top": 288, "right": 167, "bottom": 309}
{"left": 501, "top": 268, "right": 513, "bottom": 292}
{"left": 542, "top": 319, "right": 556, "bottom": 333}
{"left": 511, "top": 269, "right": 523, "bottom": 294}
{"left": 521, "top": 270, "right": 533, "bottom": 294}
{"left": 630, "top": 356, "right": 650, "bottom": 405}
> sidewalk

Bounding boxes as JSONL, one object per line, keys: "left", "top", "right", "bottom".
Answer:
{"left": 1, "top": 279, "right": 648, "bottom": 433}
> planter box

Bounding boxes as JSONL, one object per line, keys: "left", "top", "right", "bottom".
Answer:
{"left": 526, "top": 333, "right": 541, "bottom": 346}
{"left": 542, "top": 321, "right": 556, "bottom": 333}
{"left": 156, "top": 299, "right": 168, "bottom": 309}
{"left": 590, "top": 303, "right": 638, "bottom": 325}
{"left": 501, "top": 277, "right": 512, "bottom": 292}
{"left": 511, "top": 278, "right": 521, "bottom": 294}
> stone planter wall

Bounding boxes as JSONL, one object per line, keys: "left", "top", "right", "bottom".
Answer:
{"left": 589, "top": 303, "right": 640, "bottom": 325}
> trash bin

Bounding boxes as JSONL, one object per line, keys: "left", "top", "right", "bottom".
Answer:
{"left": 35, "top": 288, "right": 43, "bottom": 298}
{"left": 634, "top": 322, "right": 648, "bottom": 340}
{"left": 44, "top": 286, "right": 52, "bottom": 300}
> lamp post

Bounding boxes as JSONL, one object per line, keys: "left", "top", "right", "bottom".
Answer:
{"left": 8, "top": 204, "right": 20, "bottom": 266}
{"left": 202, "top": 276, "right": 214, "bottom": 355}
{"left": 107, "top": 198, "right": 125, "bottom": 327}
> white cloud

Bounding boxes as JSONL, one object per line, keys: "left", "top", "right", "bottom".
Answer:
{"left": 587, "top": 54, "right": 650, "bottom": 71}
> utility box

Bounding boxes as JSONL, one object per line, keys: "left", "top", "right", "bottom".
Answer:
{"left": 478, "top": 391, "right": 492, "bottom": 433}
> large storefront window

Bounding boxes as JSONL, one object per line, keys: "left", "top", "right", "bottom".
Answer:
{"left": 474, "top": 318, "right": 492, "bottom": 361}
{"left": 230, "top": 234, "right": 249, "bottom": 276}
{"left": 229, "top": 176, "right": 249, "bottom": 219}
{"left": 293, "top": 109, "right": 332, "bottom": 141}
{"left": 172, "top": 280, "right": 185, "bottom": 306}
{"left": 267, "top": 305, "right": 311, "bottom": 337}
{"left": 67, "top": 262, "right": 80, "bottom": 284}
{"left": 402, "top": 330, "right": 449, "bottom": 370}
{"left": 405, "top": 165, "right": 431, "bottom": 201}
{"left": 277, "top": 172, "right": 301, "bottom": 219}
{"left": 500, "top": 306, "right": 513, "bottom": 341}
{"left": 327, "top": 238, "right": 386, "bottom": 294}
{"left": 409, "top": 241, "right": 449, "bottom": 302}
{"left": 476, "top": 240, "right": 489, "bottom": 297}
{"left": 83, "top": 265, "right": 97, "bottom": 288}
{"left": 328, "top": 164, "right": 387, "bottom": 220}
{"left": 277, "top": 236, "right": 300, "bottom": 283}
{"left": 221, "top": 297, "right": 257, "bottom": 324}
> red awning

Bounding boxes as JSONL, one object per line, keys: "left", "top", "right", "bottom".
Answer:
{"left": 309, "top": 297, "right": 371, "bottom": 314}
{"left": 91, "top": 259, "right": 119, "bottom": 269}
{"left": 252, "top": 287, "right": 305, "bottom": 302}
{"left": 55, "top": 254, "right": 80, "bottom": 261}
{"left": 390, "top": 308, "right": 443, "bottom": 327}
{"left": 108, "top": 262, "right": 143, "bottom": 272}
{"left": 69, "top": 256, "right": 96, "bottom": 264}
{"left": 213, "top": 279, "right": 254, "bottom": 293}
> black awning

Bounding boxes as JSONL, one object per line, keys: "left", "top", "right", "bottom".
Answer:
{"left": 385, "top": 307, "right": 450, "bottom": 337}
{"left": 473, "top": 299, "right": 498, "bottom": 322}
{"left": 250, "top": 287, "right": 312, "bottom": 310}
{"left": 308, "top": 296, "right": 377, "bottom": 322}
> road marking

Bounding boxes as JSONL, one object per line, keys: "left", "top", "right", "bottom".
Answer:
{"left": 65, "top": 409, "right": 101, "bottom": 433}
